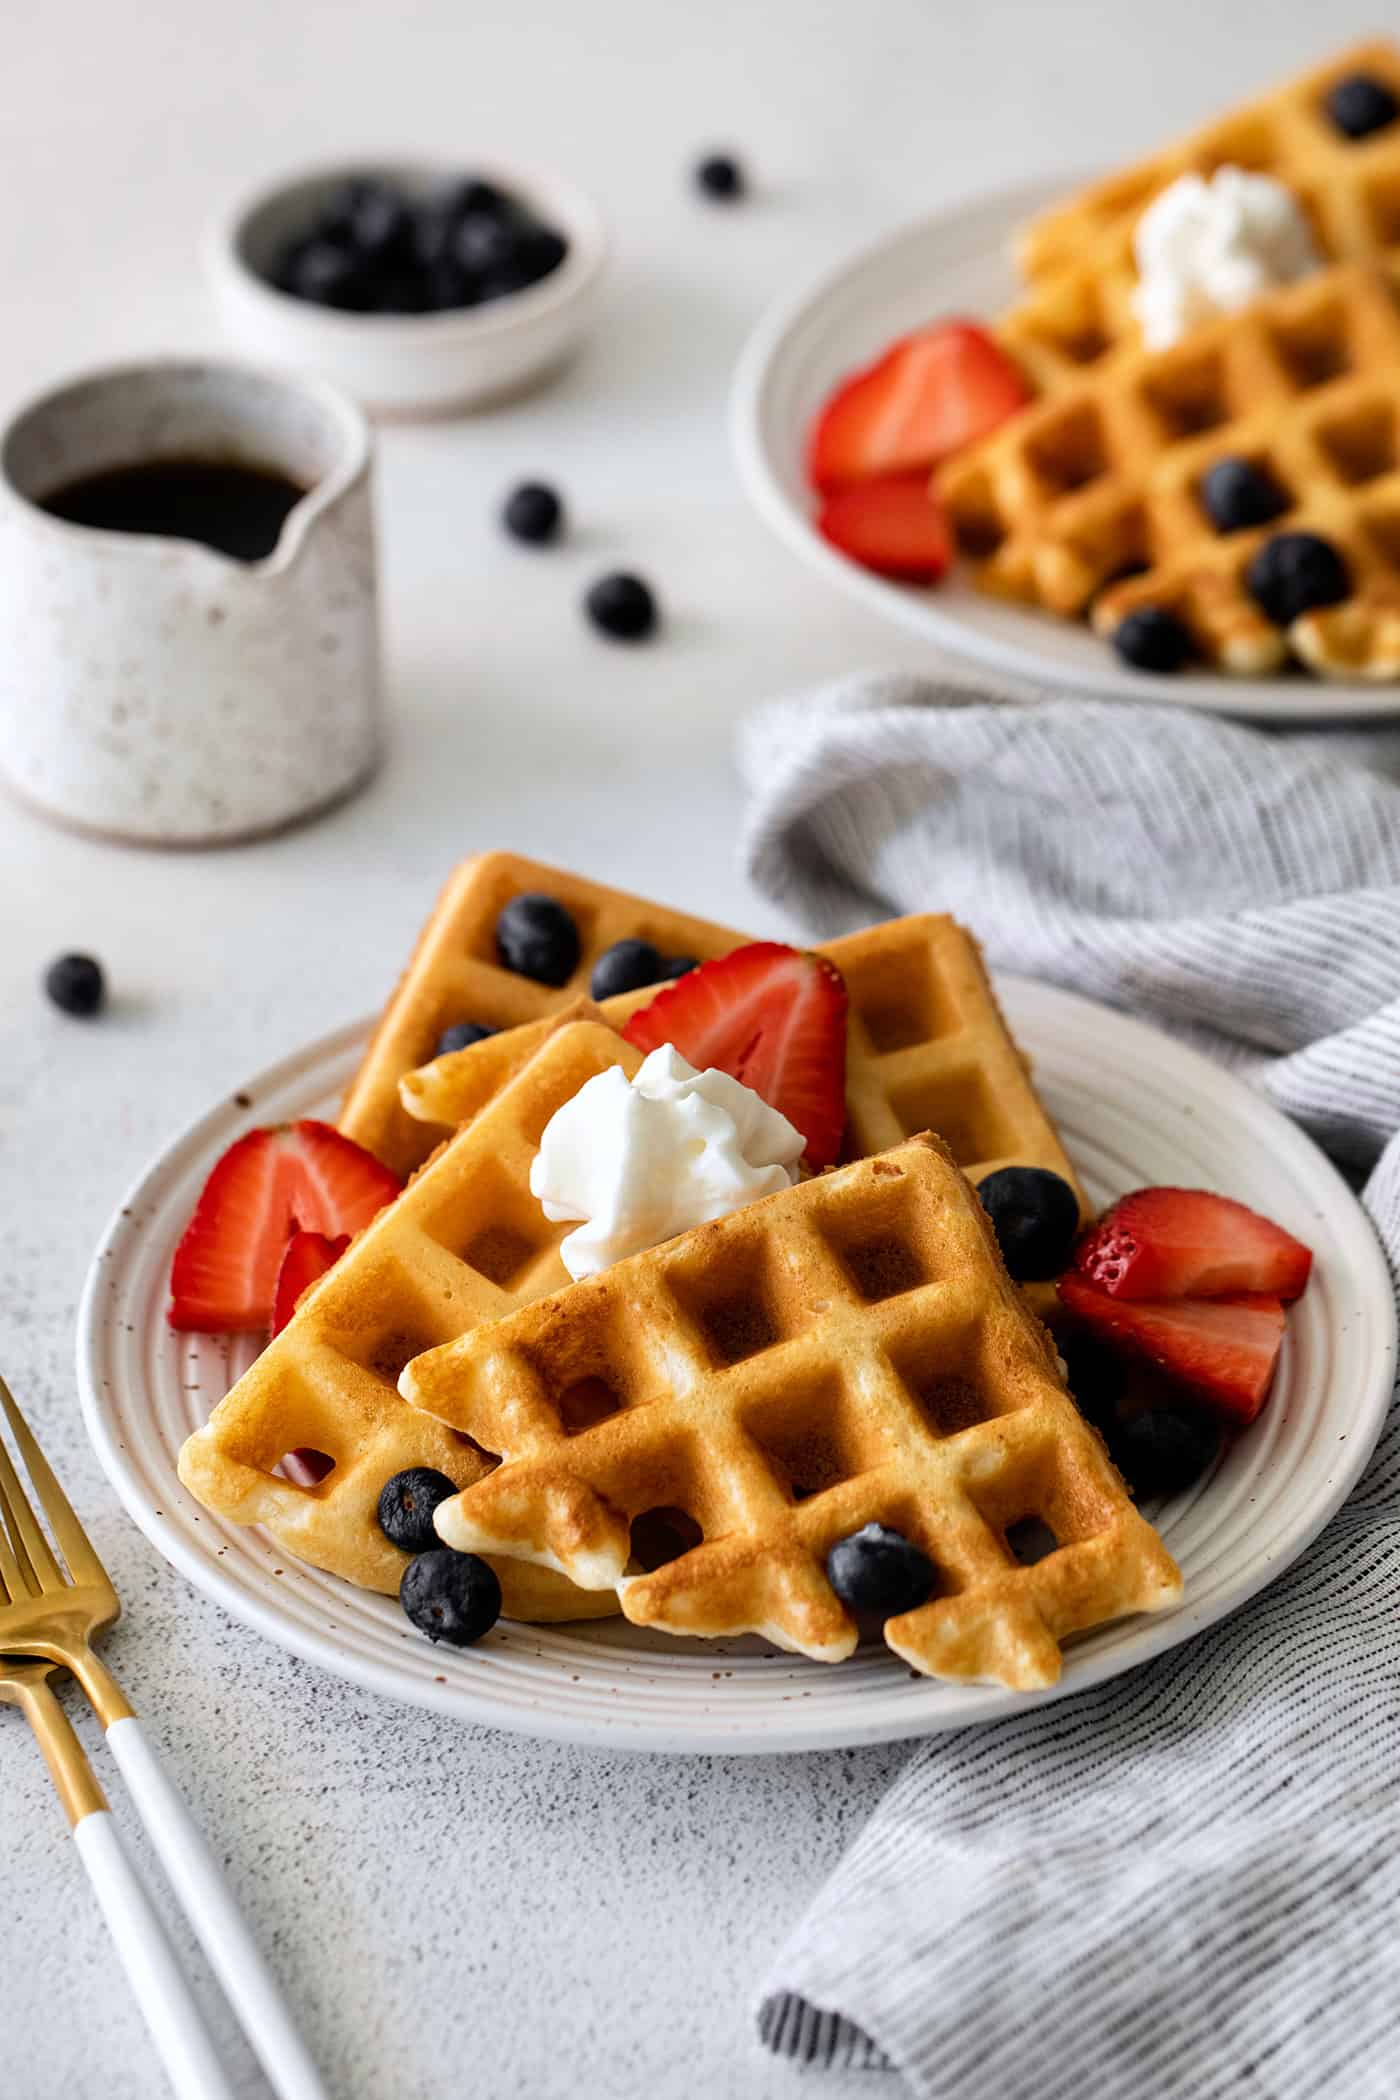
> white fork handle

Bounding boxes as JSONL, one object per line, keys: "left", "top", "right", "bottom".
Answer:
{"left": 104, "top": 1717, "right": 331, "bottom": 2100}
{"left": 73, "top": 1809, "right": 240, "bottom": 2100}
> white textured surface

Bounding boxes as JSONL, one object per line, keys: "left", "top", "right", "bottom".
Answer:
{"left": 0, "top": 1, "right": 1377, "bottom": 2094}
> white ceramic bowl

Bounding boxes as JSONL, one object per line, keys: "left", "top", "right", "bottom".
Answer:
{"left": 204, "top": 158, "right": 608, "bottom": 419}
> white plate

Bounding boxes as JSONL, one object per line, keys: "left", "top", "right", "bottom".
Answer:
{"left": 77, "top": 980, "right": 1395, "bottom": 1754}
{"left": 730, "top": 178, "right": 1400, "bottom": 724}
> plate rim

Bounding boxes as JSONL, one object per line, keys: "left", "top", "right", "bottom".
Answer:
{"left": 728, "top": 173, "right": 1400, "bottom": 726}
{"left": 75, "top": 984, "right": 1397, "bottom": 1753}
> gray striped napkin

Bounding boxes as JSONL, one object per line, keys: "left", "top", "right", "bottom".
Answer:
{"left": 738, "top": 671, "right": 1400, "bottom": 2100}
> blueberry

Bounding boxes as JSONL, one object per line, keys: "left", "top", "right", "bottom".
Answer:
{"left": 1245, "top": 531, "right": 1350, "bottom": 626}
{"left": 1199, "top": 457, "right": 1288, "bottom": 534}
{"left": 426, "top": 261, "right": 482, "bottom": 312}
{"left": 826, "top": 1523, "right": 935, "bottom": 1618}
{"left": 512, "top": 226, "right": 568, "bottom": 286}
{"left": 453, "top": 210, "right": 521, "bottom": 275}
{"left": 1111, "top": 1409, "right": 1220, "bottom": 1501}
{"left": 496, "top": 892, "right": 581, "bottom": 986}
{"left": 277, "top": 237, "right": 371, "bottom": 310}
{"left": 435, "top": 1021, "right": 497, "bottom": 1056}
{"left": 340, "top": 177, "right": 411, "bottom": 256}
{"left": 400, "top": 1546, "right": 502, "bottom": 1645}
{"left": 590, "top": 938, "right": 667, "bottom": 1000}
{"left": 44, "top": 952, "right": 105, "bottom": 1017}
{"left": 1111, "top": 606, "right": 1194, "bottom": 672}
{"left": 1326, "top": 73, "right": 1399, "bottom": 140}
{"left": 695, "top": 153, "right": 745, "bottom": 201}
{"left": 585, "top": 572, "right": 658, "bottom": 641}
{"left": 443, "top": 176, "right": 510, "bottom": 222}
{"left": 1057, "top": 1330, "right": 1126, "bottom": 1435}
{"left": 662, "top": 955, "right": 699, "bottom": 979}
{"left": 365, "top": 269, "right": 433, "bottom": 315}
{"left": 377, "top": 1468, "right": 458, "bottom": 1554}
{"left": 977, "top": 1167, "right": 1080, "bottom": 1282}
{"left": 502, "top": 482, "right": 563, "bottom": 546}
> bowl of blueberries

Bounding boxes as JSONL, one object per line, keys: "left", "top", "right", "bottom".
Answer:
{"left": 206, "top": 159, "right": 607, "bottom": 417}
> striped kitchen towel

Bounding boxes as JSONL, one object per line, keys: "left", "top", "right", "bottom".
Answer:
{"left": 738, "top": 671, "right": 1400, "bottom": 2100}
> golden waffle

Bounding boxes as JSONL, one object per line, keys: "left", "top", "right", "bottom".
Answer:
{"left": 400, "top": 913, "right": 1091, "bottom": 1315}
{"left": 339, "top": 851, "right": 745, "bottom": 1179}
{"left": 179, "top": 1020, "right": 646, "bottom": 1619}
{"left": 406, "top": 1134, "right": 1181, "bottom": 1690}
{"left": 998, "top": 40, "right": 1400, "bottom": 395}
{"left": 940, "top": 261, "right": 1400, "bottom": 677}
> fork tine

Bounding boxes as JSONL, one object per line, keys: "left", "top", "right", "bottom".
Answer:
{"left": 0, "top": 1377, "right": 109, "bottom": 1591}
{"left": 0, "top": 1466, "right": 26, "bottom": 1602}
{"left": 0, "top": 1382, "right": 66, "bottom": 1592}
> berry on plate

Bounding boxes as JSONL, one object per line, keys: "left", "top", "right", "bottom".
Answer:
{"left": 378, "top": 1468, "right": 459, "bottom": 1555}
{"left": 694, "top": 152, "right": 745, "bottom": 201}
{"left": 270, "top": 1228, "right": 350, "bottom": 1336}
{"left": 806, "top": 320, "right": 1030, "bottom": 493}
{"left": 495, "top": 892, "right": 581, "bottom": 986}
{"left": 1245, "top": 531, "right": 1350, "bottom": 626}
{"left": 168, "top": 1120, "right": 401, "bottom": 1332}
{"left": 622, "top": 941, "right": 849, "bottom": 1168}
{"left": 1111, "top": 1407, "right": 1221, "bottom": 1500}
{"left": 1111, "top": 607, "right": 1194, "bottom": 672}
{"left": 590, "top": 937, "right": 669, "bottom": 1001}
{"left": 1076, "top": 1187, "right": 1312, "bottom": 1302}
{"left": 1057, "top": 1276, "right": 1286, "bottom": 1426}
{"left": 976, "top": 1165, "right": 1080, "bottom": 1282}
{"left": 826, "top": 1523, "right": 935, "bottom": 1617}
{"left": 817, "top": 475, "right": 953, "bottom": 582}
{"left": 435, "top": 1021, "right": 497, "bottom": 1056}
{"left": 400, "top": 1546, "right": 502, "bottom": 1645}
{"left": 502, "top": 481, "right": 563, "bottom": 545}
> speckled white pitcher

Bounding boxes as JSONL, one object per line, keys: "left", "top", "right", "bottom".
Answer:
{"left": 0, "top": 359, "right": 380, "bottom": 845}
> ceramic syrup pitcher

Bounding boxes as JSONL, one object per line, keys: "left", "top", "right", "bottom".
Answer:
{"left": 0, "top": 358, "right": 380, "bottom": 845}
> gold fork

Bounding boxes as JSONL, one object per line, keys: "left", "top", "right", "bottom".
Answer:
{"left": 0, "top": 1375, "right": 328, "bottom": 2100}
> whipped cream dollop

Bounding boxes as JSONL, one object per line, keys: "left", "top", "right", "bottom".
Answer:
{"left": 1131, "top": 167, "right": 1320, "bottom": 350}
{"left": 530, "top": 1045, "right": 804, "bottom": 1280}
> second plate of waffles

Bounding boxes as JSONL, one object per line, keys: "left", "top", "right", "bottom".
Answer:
{"left": 74, "top": 856, "right": 1395, "bottom": 1751}
{"left": 733, "top": 40, "right": 1400, "bottom": 720}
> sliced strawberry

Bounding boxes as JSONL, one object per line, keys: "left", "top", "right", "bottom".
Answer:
{"left": 1077, "top": 1187, "right": 1312, "bottom": 1304}
{"left": 169, "top": 1120, "right": 401, "bottom": 1332}
{"left": 1057, "top": 1275, "right": 1286, "bottom": 1426}
{"left": 817, "top": 475, "right": 953, "bottom": 582}
{"left": 271, "top": 1229, "right": 351, "bottom": 1337}
{"left": 621, "top": 941, "right": 848, "bottom": 1168}
{"left": 806, "top": 320, "right": 1031, "bottom": 493}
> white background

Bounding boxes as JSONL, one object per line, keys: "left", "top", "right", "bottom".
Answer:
{"left": 0, "top": 3, "right": 1377, "bottom": 2094}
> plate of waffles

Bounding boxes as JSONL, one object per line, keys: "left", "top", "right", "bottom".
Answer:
{"left": 78, "top": 854, "right": 1395, "bottom": 1752}
{"left": 732, "top": 39, "right": 1400, "bottom": 721}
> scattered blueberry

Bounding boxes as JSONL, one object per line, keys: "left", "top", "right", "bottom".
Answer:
{"left": 435, "top": 1021, "right": 498, "bottom": 1056}
{"left": 1111, "top": 606, "right": 1194, "bottom": 673}
{"left": 695, "top": 153, "right": 745, "bottom": 201}
{"left": 267, "top": 171, "right": 568, "bottom": 317}
{"left": 1245, "top": 531, "right": 1350, "bottom": 626}
{"left": 826, "top": 1523, "right": 936, "bottom": 1618}
{"left": 1199, "top": 457, "right": 1288, "bottom": 534}
{"left": 377, "top": 1468, "right": 458, "bottom": 1554}
{"left": 585, "top": 572, "right": 658, "bottom": 641}
{"left": 977, "top": 1167, "right": 1080, "bottom": 1282}
{"left": 44, "top": 952, "right": 105, "bottom": 1017}
{"left": 400, "top": 1546, "right": 502, "bottom": 1645}
{"left": 1326, "top": 73, "right": 1399, "bottom": 139}
{"left": 496, "top": 892, "right": 582, "bottom": 986}
{"left": 1058, "top": 1330, "right": 1127, "bottom": 1436}
{"left": 661, "top": 955, "right": 699, "bottom": 979}
{"left": 1111, "top": 1408, "right": 1221, "bottom": 1501}
{"left": 590, "top": 937, "right": 669, "bottom": 1001}
{"left": 502, "top": 481, "right": 563, "bottom": 546}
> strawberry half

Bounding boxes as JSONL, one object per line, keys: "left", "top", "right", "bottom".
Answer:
{"left": 806, "top": 320, "right": 1031, "bottom": 493}
{"left": 1057, "top": 1275, "right": 1286, "bottom": 1426}
{"left": 169, "top": 1120, "right": 401, "bottom": 1332}
{"left": 1077, "top": 1188, "right": 1313, "bottom": 1303}
{"left": 271, "top": 1229, "right": 351, "bottom": 1337}
{"left": 817, "top": 475, "right": 953, "bottom": 582}
{"left": 621, "top": 941, "right": 848, "bottom": 1168}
